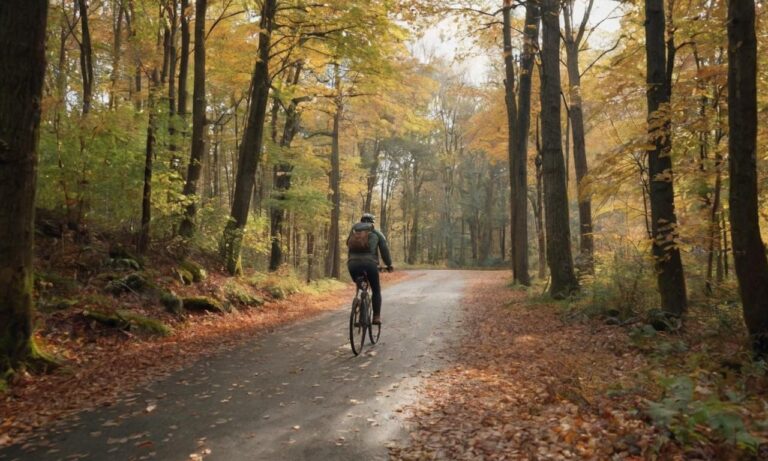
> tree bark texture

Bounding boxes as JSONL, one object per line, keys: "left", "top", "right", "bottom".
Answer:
{"left": 328, "top": 68, "right": 343, "bottom": 278}
{"left": 269, "top": 62, "right": 303, "bottom": 271}
{"left": 727, "top": 0, "right": 768, "bottom": 356}
{"left": 645, "top": 0, "right": 687, "bottom": 315}
{"left": 503, "top": 0, "right": 526, "bottom": 284}
{"left": 511, "top": 0, "right": 539, "bottom": 284}
{"left": 138, "top": 69, "right": 160, "bottom": 254}
{"left": 76, "top": 0, "right": 94, "bottom": 115}
{"left": 178, "top": 0, "right": 190, "bottom": 117}
{"left": 0, "top": 0, "right": 48, "bottom": 374}
{"left": 179, "top": 0, "right": 207, "bottom": 238}
{"left": 221, "top": 0, "right": 276, "bottom": 275}
{"left": 540, "top": 0, "right": 578, "bottom": 298}
{"left": 109, "top": 1, "right": 125, "bottom": 110}
{"left": 563, "top": 0, "right": 594, "bottom": 272}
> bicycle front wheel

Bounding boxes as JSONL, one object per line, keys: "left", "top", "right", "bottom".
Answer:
{"left": 349, "top": 297, "right": 365, "bottom": 355}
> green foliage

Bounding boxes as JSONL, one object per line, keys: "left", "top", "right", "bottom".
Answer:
{"left": 182, "top": 296, "right": 226, "bottom": 313}
{"left": 223, "top": 281, "right": 265, "bottom": 307}
{"left": 262, "top": 275, "right": 303, "bottom": 300}
{"left": 83, "top": 309, "right": 172, "bottom": 336}
{"left": 647, "top": 375, "right": 764, "bottom": 452}
{"left": 567, "top": 245, "right": 659, "bottom": 323}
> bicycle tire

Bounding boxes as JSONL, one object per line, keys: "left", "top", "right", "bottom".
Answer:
{"left": 367, "top": 299, "right": 381, "bottom": 344}
{"left": 349, "top": 297, "right": 365, "bottom": 355}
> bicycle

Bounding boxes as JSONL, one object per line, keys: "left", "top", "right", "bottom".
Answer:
{"left": 349, "top": 271, "right": 381, "bottom": 356}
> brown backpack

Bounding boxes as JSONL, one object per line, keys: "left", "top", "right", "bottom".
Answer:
{"left": 347, "top": 227, "right": 371, "bottom": 253}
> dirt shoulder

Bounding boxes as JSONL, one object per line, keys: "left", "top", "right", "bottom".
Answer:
{"left": 389, "top": 271, "right": 659, "bottom": 460}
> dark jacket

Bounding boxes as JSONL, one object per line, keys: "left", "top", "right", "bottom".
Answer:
{"left": 346, "top": 222, "right": 392, "bottom": 266}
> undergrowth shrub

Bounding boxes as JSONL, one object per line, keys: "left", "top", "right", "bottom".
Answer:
{"left": 647, "top": 375, "right": 764, "bottom": 454}
{"left": 566, "top": 245, "right": 658, "bottom": 323}
{"left": 247, "top": 267, "right": 342, "bottom": 300}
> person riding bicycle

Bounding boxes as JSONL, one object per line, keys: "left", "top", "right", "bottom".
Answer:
{"left": 346, "top": 213, "right": 393, "bottom": 325}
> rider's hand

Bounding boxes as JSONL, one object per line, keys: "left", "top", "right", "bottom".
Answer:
{"left": 386, "top": 266, "right": 394, "bottom": 273}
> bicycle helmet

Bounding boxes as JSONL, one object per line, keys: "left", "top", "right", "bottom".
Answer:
{"left": 361, "top": 213, "right": 375, "bottom": 223}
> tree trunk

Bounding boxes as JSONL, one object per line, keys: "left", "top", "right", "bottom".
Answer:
{"left": 510, "top": 0, "right": 539, "bottom": 284}
{"left": 328, "top": 66, "right": 342, "bottom": 278}
{"left": 408, "top": 176, "right": 422, "bottom": 266}
{"left": 645, "top": 0, "right": 687, "bottom": 316}
{"left": 705, "top": 158, "right": 723, "bottom": 294}
{"left": 167, "top": 1, "right": 180, "bottom": 169}
{"left": 76, "top": 0, "right": 94, "bottom": 115}
{"left": 534, "top": 116, "right": 546, "bottom": 280}
{"left": 479, "top": 169, "right": 495, "bottom": 262}
{"left": 540, "top": 0, "right": 578, "bottom": 298}
{"left": 178, "top": 0, "right": 190, "bottom": 117}
{"left": 109, "top": 1, "right": 125, "bottom": 110}
{"left": 727, "top": 0, "right": 768, "bottom": 357}
{"left": 503, "top": 0, "right": 525, "bottom": 283}
{"left": 0, "top": 0, "right": 48, "bottom": 375}
{"left": 138, "top": 69, "right": 160, "bottom": 254}
{"left": 563, "top": 0, "right": 594, "bottom": 273}
{"left": 363, "top": 139, "right": 380, "bottom": 213}
{"left": 220, "top": 0, "right": 276, "bottom": 275}
{"left": 269, "top": 62, "right": 304, "bottom": 271}
{"left": 179, "top": 0, "right": 207, "bottom": 238}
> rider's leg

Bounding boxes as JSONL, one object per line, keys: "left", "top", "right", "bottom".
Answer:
{"left": 347, "top": 260, "right": 364, "bottom": 287}
{"left": 366, "top": 264, "right": 382, "bottom": 317}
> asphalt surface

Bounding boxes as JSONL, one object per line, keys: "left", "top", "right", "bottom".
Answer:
{"left": 0, "top": 270, "right": 470, "bottom": 461}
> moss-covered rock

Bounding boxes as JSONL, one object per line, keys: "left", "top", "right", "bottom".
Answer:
{"left": 106, "top": 258, "right": 142, "bottom": 271}
{"left": 104, "top": 273, "right": 182, "bottom": 315}
{"left": 108, "top": 245, "right": 144, "bottom": 268}
{"left": 105, "top": 273, "right": 153, "bottom": 295}
{"left": 177, "top": 267, "right": 195, "bottom": 285}
{"left": 224, "top": 282, "right": 265, "bottom": 308}
{"left": 177, "top": 260, "right": 207, "bottom": 285}
{"left": 160, "top": 291, "right": 184, "bottom": 315}
{"left": 83, "top": 309, "right": 172, "bottom": 336}
{"left": 39, "top": 298, "right": 78, "bottom": 312}
{"left": 647, "top": 308, "right": 682, "bottom": 332}
{"left": 182, "top": 296, "right": 225, "bottom": 313}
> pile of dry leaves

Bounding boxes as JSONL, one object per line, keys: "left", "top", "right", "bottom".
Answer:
{"left": 390, "top": 272, "right": 663, "bottom": 460}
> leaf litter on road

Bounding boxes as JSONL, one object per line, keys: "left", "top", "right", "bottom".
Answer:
{"left": 389, "top": 271, "right": 656, "bottom": 460}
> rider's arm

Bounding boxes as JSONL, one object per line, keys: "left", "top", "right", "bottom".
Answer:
{"left": 376, "top": 231, "right": 393, "bottom": 268}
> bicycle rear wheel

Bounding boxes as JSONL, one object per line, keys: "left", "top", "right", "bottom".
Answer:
{"left": 368, "top": 301, "right": 381, "bottom": 344}
{"left": 349, "top": 297, "right": 365, "bottom": 355}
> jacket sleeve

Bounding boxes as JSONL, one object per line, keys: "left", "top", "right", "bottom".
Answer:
{"left": 376, "top": 231, "right": 393, "bottom": 267}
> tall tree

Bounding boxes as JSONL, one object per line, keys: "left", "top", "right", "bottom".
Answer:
{"left": 269, "top": 61, "right": 305, "bottom": 271}
{"left": 562, "top": 0, "right": 594, "bottom": 273}
{"left": 328, "top": 63, "right": 343, "bottom": 278}
{"left": 178, "top": 0, "right": 190, "bottom": 117}
{"left": 0, "top": 0, "right": 49, "bottom": 375}
{"left": 108, "top": 0, "right": 126, "bottom": 109}
{"left": 540, "top": 0, "right": 578, "bottom": 297}
{"left": 645, "top": 0, "right": 687, "bottom": 316}
{"left": 727, "top": 0, "right": 768, "bottom": 356}
{"left": 179, "top": 0, "right": 208, "bottom": 238}
{"left": 76, "top": 0, "right": 94, "bottom": 115}
{"left": 138, "top": 68, "right": 160, "bottom": 254}
{"left": 512, "top": 0, "right": 539, "bottom": 285}
{"left": 220, "top": 0, "right": 277, "bottom": 275}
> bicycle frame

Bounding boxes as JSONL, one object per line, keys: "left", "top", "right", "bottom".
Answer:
{"left": 354, "top": 276, "right": 370, "bottom": 326}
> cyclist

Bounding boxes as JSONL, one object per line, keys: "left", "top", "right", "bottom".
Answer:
{"left": 346, "top": 213, "right": 393, "bottom": 325}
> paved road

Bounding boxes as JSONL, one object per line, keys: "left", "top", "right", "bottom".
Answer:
{"left": 0, "top": 270, "right": 470, "bottom": 461}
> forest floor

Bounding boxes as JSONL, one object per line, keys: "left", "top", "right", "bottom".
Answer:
{"left": 389, "top": 272, "right": 768, "bottom": 461}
